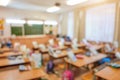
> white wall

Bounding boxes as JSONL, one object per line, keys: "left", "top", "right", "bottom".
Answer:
{"left": 0, "top": 7, "right": 59, "bottom": 37}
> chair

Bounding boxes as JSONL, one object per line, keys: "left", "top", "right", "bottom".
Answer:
{"left": 39, "top": 44, "right": 46, "bottom": 50}
{"left": 81, "top": 71, "right": 94, "bottom": 80}
{"left": 49, "top": 39, "right": 54, "bottom": 46}
{"left": 81, "top": 63, "right": 108, "bottom": 80}
{"left": 32, "top": 41, "right": 39, "bottom": 48}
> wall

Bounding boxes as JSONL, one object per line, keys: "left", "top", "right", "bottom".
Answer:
{"left": 0, "top": 7, "right": 59, "bottom": 37}
{"left": 58, "top": 0, "right": 120, "bottom": 41}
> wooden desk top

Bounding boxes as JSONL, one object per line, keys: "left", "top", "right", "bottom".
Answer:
{"left": 0, "top": 66, "right": 47, "bottom": 80}
{"left": 64, "top": 42, "right": 72, "bottom": 46}
{"left": 0, "top": 47, "right": 12, "bottom": 52}
{"left": 50, "top": 49, "right": 85, "bottom": 59}
{"left": 95, "top": 61, "right": 120, "bottom": 80}
{"left": 40, "top": 46, "right": 68, "bottom": 53}
{"left": 0, "top": 52, "right": 23, "bottom": 58}
{"left": 92, "top": 44, "right": 104, "bottom": 50}
{"left": 105, "top": 48, "right": 120, "bottom": 54}
{"left": 0, "top": 58, "right": 30, "bottom": 67}
{"left": 77, "top": 43, "right": 86, "bottom": 48}
{"left": 64, "top": 42, "right": 86, "bottom": 48}
{"left": 65, "top": 54, "right": 107, "bottom": 68}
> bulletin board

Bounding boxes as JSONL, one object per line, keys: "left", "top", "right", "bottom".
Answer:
{"left": 0, "top": 19, "right": 4, "bottom": 36}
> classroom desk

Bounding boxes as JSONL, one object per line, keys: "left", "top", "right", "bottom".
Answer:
{"left": 49, "top": 49, "right": 85, "bottom": 59}
{"left": 0, "top": 58, "right": 30, "bottom": 67}
{"left": 65, "top": 54, "right": 107, "bottom": 68}
{"left": 0, "top": 66, "right": 48, "bottom": 80}
{"left": 0, "top": 52, "right": 23, "bottom": 58}
{"left": 64, "top": 42, "right": 86, "bottom": 48}
{"left": 90, "top": 44, "right": 104, "bottom": 50}
{"left": 64, "top": 42, "right": 71, "bottom": 46}
{"left": 105, "top": 48, "right": 120, "bottom": 54}
{"left": 0, "top": 47, "right": 12, "bottom": 52}
{"left": 95, "top": 61, "right": 120, "bottom": 80}
{"left": 40, "top": 46, "right": 68, "bottom": 53}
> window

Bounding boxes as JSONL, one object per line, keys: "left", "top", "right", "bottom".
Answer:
{"left": 85, "top": 3, "right": 116, "bottom": 42}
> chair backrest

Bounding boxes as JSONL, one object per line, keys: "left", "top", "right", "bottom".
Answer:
{"left": 60, "top": 38, "right": 65, "bottom": 43}
{"left": 89, "top": 47, "right": 98, "bottom": 55}
{"left": 48, "top": 46, "right": 55, "bottom": 56}
{"left": 113, "top": 41, "right": 119, "bottom": 48}
{"left": 71, "top": 44, "right": 78, "bottom": 50}
{"left": 32, "top": 41, "right": 38, "bottom": 48}
{"left": 72, "top": 38, "right": 78, "bottom": 45}
{"left": 105, "top": 44, "right": 112, "bottom": 52}
{"left": 14, "top": 42, "right": 20, "bottom": 48}
{"left": 39, "top": 44, "right": 46, "bottom": 50}
{"left": 82, "top": 39, "right": 92, "bottom": 47}
{"left": 67, "top": 49, "right": 77, "bottom": 62}
{"left": 20, "top": 45, "right": 27, "bottom": 52}
{"left": 49, "top": 39, "right": 54, "bottom": 46}
{"left": 115, "top": 52, "right": 120, "bottom": 59}
{"left": 58, "top": 41, "right": 64, "bottom": 48}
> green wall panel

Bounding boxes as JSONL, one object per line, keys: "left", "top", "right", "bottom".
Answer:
{"left": 24, "top": 24, "right": 43, "bottom": 35}
{"left": 11, "top": 26, "right": 22, "bottom": 36}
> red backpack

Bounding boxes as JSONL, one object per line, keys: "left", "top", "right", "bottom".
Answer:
{"left": 62, "top": 70, "right": 74, "bottom": 80}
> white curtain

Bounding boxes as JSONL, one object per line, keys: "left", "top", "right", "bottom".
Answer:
{"left": 85, "top": 3, "right": 116, "bottom": 42}
{"left": 67, "top": 12, "right": 74, "bottom": 39}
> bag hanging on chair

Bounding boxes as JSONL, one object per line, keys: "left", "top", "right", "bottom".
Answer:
{"left": 62, "top": 70, "right": 74, "bottom": 80}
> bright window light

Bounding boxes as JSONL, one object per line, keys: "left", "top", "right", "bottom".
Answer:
{"left": 0, "top": 0, "right": 11, "bottom": 6}
{"left": 47, "top": 6, "right": 60, "bottom": 13}
{"left": 27, "top": 20, "right": 43, "bottom": 24}
{"left": 45, "top": 20, "right": 58, "bottom": 25}
{"left": 6, "top": 19, "right": 26, "bottom": 24}
{"left": 66, "top": 0, "right": 88, "bottom": 6}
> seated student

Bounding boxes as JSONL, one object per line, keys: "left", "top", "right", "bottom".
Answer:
{"left": 31, "top": 49, "right": 42, "bottom": 68}
{"left": 6, "top": 38, "right": 12, "bottom": 48}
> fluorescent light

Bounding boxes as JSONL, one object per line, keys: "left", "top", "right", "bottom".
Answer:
{"left": 6, "top": 19, "right": 26, "bottom": 24}
{"left": 47, "top": 6, "right": 60, "bottom": 13}
{"left": 67, "top": 0, "right": 87, "bottom": 6}
{"left": 27, "top": 20, "right": 43, "bottom": 24}
{"left": 0, "top": 0, "right": 11, "bottom": 6}
{"left": 45, "top": 20, "right": 58, "bottom": 25}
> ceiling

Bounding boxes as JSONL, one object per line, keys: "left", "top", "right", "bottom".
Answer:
{"left": 0, "top": 0, "right": 108, "bottom": 20}
{"left": 6, "top": 0, "right": 105, "bottom": 14}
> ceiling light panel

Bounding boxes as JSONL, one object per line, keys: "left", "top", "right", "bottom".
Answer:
{"left": 47, "top": 6, "right": 60, "bottom": 13}
{"left": 0, "top": 0, "right": 11, "bottom": 6}
{"left": 67, "top": 0, "right": 88, "bottom": 6}
{"left": 27, "top": 20, "right": 43, "bottom": 24}
{"left": 6, "top": 19, "right": 26, "bottom": 24}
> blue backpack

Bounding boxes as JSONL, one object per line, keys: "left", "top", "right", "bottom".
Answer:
{"left": 99, "top": 57, "right": 111, "bottom": 64}
{"left": 6, "top": 42, "right": 12, "bottom": 48}
{"left": 46, "top": 60, "right": 55, "bottom": 74}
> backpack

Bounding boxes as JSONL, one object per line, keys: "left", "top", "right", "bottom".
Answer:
{"left": 99, "top": 57, "right": 111, "bottom": 65}
{"left": 46, "top": 60, "right": 55, "bottom": 73}
{"left": 62, "top": 70, "right": 74, "bottom": 80}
